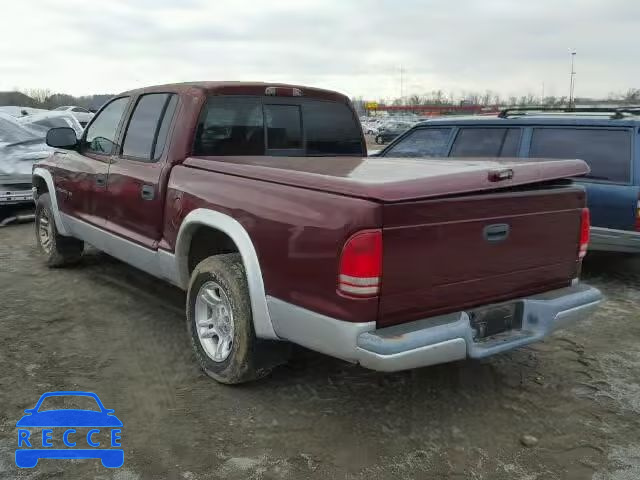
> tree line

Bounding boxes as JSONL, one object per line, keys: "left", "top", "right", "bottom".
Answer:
{"left": 353, "top": 88, "right": 640, "bottom": 110}
{"left": 0, "top": 88, "right": 113, "bottom": 111}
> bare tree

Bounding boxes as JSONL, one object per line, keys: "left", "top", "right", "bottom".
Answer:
{"left": 480, "top": 90, "right": 493, "bottom": 106}
{"left": 21, "top": 88, "right": 52, "bottom": 104}
{"left": 623, "top": 88, "right": 640, "bottom": 104}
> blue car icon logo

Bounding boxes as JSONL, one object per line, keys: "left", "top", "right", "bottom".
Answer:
{"left": 16, "top": 391, "right": 123, "bottom": 468}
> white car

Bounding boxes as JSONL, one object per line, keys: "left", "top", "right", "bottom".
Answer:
{"left": 18, "top": 111, "right": 84, "bottom": 138}
{"left": 361, "top": 120, "right": 382, "bottom": 136}
{"left": 53, "top": 105, "right": 94, "bottom": 127}
{"left": 0, "top": 113, "right": 52, "bottom": 208}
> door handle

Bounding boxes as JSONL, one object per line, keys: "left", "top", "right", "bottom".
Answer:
{"left": 141, "top": 184, "right": 155, "bottom": 201}
{"left": 483, "top": 223, "right": 510, "bottom": 243}
{"left": 95, "top": 174, "right": 107, "bottom": 187}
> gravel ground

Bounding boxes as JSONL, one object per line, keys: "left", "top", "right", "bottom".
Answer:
{"left": 0, "top": 220, "right": 639, "bottom": 480}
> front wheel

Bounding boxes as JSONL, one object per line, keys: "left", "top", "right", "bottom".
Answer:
{"left": 35, "top": 193, "right": 84, "bottom": 267}
{"left": 187, "top": 254, "right": 288, "bottom": 384}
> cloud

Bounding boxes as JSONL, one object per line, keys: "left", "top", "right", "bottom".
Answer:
{"left": 1, "top": 0, "right": 638, "bottom": 100}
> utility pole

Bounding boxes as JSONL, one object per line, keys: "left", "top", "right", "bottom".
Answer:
{"left": 399, "top": 65, "right": 404, "bottom": 101}
{"left": 568, "top": 51, "right": 576, "bottom": 107}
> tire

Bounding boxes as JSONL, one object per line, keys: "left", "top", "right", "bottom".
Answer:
{"left": 35, "top": 193, "right": 84, "bottom": 267}
{"left": 187, "top": 254, "right": 288, "bottom": 384}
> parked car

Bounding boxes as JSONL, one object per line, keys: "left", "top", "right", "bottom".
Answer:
{"left": 375, "top": 122, "right": 413, "bottom": 144}
{"left": 19, "top": 111, "right": 84, "bottom": 138}
{"left": 363, "top": 124, "right": 380, "bottom": 135}
{"left": 53, "top": 106, "right": 94, "bottom": 127}
{"left": 0, "top": 113, "right": 51, "bottom": 208}
{"left": 361, "top": 119, "right": 383, "bottom": 135}
{"left": 32, "top": 82, "right": 601, "bottom": 384}
{"left": 377, "top": 107, "right": 640, "bottom": 253}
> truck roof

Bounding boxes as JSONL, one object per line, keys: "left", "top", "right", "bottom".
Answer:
{"left": 119, "top": 81, "right": 349, "bottom": 103}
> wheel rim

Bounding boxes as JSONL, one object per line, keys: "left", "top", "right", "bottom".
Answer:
{"left": 194, "top": 281, "right": 235, "bottom": 362}
{"left": 38, "top": 209, "right": 53, "bottom": 254}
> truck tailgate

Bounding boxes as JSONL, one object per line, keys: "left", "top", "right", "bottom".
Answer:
{"left": 379, "top": 185, "right": 585, "bottom": 327}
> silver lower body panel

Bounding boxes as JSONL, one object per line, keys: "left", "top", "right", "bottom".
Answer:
{"left": 268, "top": 283, "right": 603, "bottom": 372}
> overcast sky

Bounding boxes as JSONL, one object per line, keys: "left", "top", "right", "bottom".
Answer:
{"left": 2, "top": 0, "right": 638, "bottom": 100}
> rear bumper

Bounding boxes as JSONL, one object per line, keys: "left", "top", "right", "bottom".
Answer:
{"left": 0, "top": 188, "right": 33, "bottom": 206}
{"left": 268, "top": 283, "right": 603, "bottom": 372}
{"left": 590, "top": 226, "right": 640, "bottom": 253}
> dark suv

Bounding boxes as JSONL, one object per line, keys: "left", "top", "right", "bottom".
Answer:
{"left": 377, "top": 107, "right": 640, "bottom": 253}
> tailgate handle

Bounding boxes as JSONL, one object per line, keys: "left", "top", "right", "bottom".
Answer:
{"left": 484, "top": 223, "right": 510, "bottom": 243}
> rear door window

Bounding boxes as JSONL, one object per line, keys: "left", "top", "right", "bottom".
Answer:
{"left": 383, "top": 128, "right": 452, "bottom": 157}
{"left": 529, "top": 128, "right": 632, "bottom": 183}
{"left": 450, "top": 128, "right": 521, "bottom": 157}
{"left": 122, "top": 93, "right": 174, "bottom": 161}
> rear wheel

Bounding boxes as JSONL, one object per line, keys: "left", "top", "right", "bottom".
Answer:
{"left": 187, "top": 254, "right": 288, "bottom": 384}
{"left": 35, "top": 193, "right": 84, "bottom": 267}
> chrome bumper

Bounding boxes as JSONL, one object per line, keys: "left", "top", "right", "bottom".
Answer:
{"left": 356, "top": 284, "right": 602, "bottom": 371}
{"left": 0, "top": 188, "right": 34, "bottom": 205}
{"left": 268, "top": 284, "right": 603, "bottom": 373}
{"left": 590, "top": 226, "right": 640, "bottom": 253}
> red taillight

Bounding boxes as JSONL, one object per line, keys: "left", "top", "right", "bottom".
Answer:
{"left": 635, "top": 200, "right": 640, "bottom": 232}
{"left": 579, "top": 208, "right": 590, "bottom": 260}
{"left": 338, "top": 230, "right": 382, "bottom": 297}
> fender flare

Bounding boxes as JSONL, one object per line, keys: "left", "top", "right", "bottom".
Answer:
{"left": 32, "top": 167, "right": 70, "bottom": 236}
{"left": 175, "top": 208, "right": 278, "bottom": 340}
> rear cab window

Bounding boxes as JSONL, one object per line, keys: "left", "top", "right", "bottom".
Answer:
{"left": 528, "top": 128, "right": 632, "bottom": 183}
{"left": 193, "top": 96, "right": 364, "bottom": 157}
{"left": 264, "top": 104, "right": 303, "bottom": 151}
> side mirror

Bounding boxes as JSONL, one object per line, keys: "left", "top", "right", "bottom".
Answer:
{"left": 46, "top": 127, "right": 78, "bottom": 150}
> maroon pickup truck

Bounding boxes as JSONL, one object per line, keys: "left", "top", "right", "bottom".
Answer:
{"left": 32, "top": 82, "right": 602, "bottom": 384}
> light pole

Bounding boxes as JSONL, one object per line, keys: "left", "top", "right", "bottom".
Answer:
{"left": 568, "top": 51, "right": 576, "bottom": 107}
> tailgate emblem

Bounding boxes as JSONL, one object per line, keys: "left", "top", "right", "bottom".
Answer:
{"left": 483, "top": 224, "right": 510, "bottom": 243}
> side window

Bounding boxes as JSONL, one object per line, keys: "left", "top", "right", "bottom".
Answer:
{"left": 383, "top": 128, "right": 452, "bottom": 157}
{"left": 501, "top": 128, "right": 521, "bottom": 157}
{"left": 193, "top": 97, "right": 264, "bottom": 156}
{"left": 450, "top": 128, "right": 521, "bottom": 157}
{"left": 153, "top": 95, "right": 178, "bottom": 160}
{"left": 304, "top": 101, "right": 363, "bottom": 155}
{"left": 84, "top": 97, "right": 129, "bottom": 155}
{"left": 264, "top": 105, "right": 302, "bottom": 150}
{"left": 529, "top": 128, "right": 632, "bottom": 183}
{"left": 122, "top": 93, "right": 173, "bottom": 161}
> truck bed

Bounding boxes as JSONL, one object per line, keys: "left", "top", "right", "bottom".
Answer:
{"left": 181, "top": 155, "right": 588, "bottom": 328}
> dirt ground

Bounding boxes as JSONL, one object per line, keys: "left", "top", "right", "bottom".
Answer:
{"left": 1, "top": 219, "right": 639, "bottom": 480}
